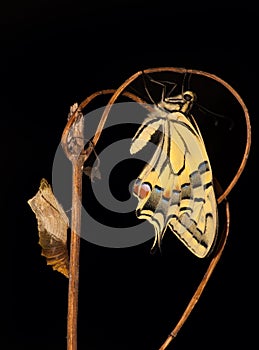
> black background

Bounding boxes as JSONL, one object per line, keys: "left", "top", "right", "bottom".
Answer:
{"left": 4, "top": 2, "right": 257, "bottom": 350}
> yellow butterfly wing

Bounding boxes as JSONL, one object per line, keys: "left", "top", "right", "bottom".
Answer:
{"left": 130, "top": 105, "right": 218, "bottom": 258}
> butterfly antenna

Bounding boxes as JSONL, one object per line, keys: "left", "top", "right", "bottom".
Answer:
{"left": 144, "top": 72, "right": 180, "bottom": 100}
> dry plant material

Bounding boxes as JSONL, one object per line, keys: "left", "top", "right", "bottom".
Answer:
{"left": 62, "top": 103, "right": 86, "bottom": 350}
{"left": 28, "top": 67, "right": 251, "bottom": 350}
{"left": 27, "top": 178, "right": 69, "bottom": 278}
{"left": 70, "top": 67, "right": 250, "bottom": 349}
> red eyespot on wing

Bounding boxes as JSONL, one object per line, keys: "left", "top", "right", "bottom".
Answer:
{"left": 133, "top": 181, "right": 151, "bottom": 199}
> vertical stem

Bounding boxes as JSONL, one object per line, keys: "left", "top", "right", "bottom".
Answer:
{"left": 67, "top": 162, "right": 83, "bottom": 350}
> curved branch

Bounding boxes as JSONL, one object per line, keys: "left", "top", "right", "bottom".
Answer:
{"left": 61, "top": 88, "right": 149, "bottom": 160}
{"left": 95, "top": 67, "right": 251, "bottom": 203}
{"left": 158, "top": 181, "right": 230, "bottom": 350}
{"left": 60, "top": 68, "right": 250, "bottom": 350}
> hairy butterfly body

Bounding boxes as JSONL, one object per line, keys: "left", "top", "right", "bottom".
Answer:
{"left": 130, "top": 90, "right": 218, "bottom": 258}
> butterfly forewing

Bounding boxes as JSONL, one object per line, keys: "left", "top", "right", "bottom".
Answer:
{"left": 130, "top": 91, "right": 218, "bottom": 258}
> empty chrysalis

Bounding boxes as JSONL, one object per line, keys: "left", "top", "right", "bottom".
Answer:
{"left": 28, "top": 178, "right": 69, "bottom": 277}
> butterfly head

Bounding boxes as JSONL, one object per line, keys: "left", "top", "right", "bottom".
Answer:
{"left": 159, "top": 90, "right": 196, "bottom": 114}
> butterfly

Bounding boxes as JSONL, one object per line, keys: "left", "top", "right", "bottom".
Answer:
{"left": 130, "top": 88, "right": 218, "bottom": 258}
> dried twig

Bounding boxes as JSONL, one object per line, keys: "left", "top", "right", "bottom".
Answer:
{"left": 61, "top": 104, "right": 86, "bottom": 350}
{"left": 61, "top": 90, "right": 144, "bottom": 350}
{"left": 59, "top": 68, "right": 251, "bottom": 350}
{"left": 96, "top": 67, "right": 251, "bottom": 201}
{"left": 158, "top": 179, "right": 230, "bottom": 350}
